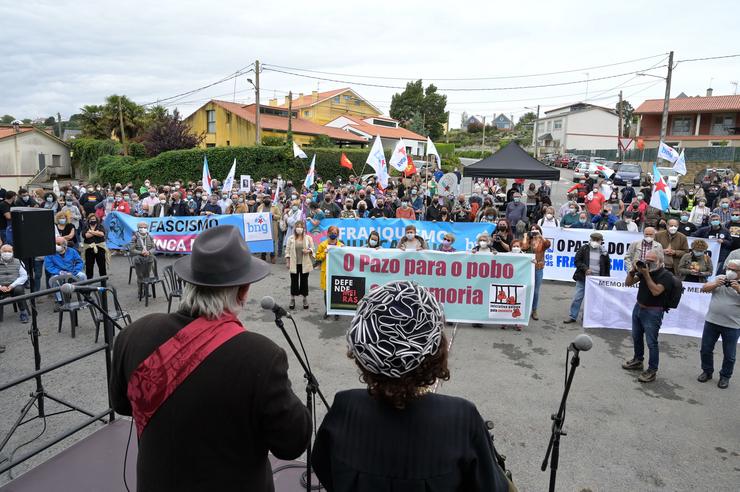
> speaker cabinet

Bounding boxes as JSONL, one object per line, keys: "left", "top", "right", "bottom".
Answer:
{"left": 11, "top": 207, "right": 56, "bottom": 258}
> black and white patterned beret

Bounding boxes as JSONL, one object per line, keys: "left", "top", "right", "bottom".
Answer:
{"left": 347, "top": 281, "right": 444, "bottom": 378}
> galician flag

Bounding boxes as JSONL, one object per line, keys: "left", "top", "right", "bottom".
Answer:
{"left": 657, "top": 141, "right": 679, "bottom": 163}
{"left": 673, "top": 149, "right": 687, "bottom": 176}
{"left": 649, "top": 163, "right": 672, "bottom": 211}
{"left": 222, "top": 158, "right": 237, "bottom": 194}
{"left": 304, "top": 154, "right": 316, "bottom": 189}
{"left": 426, "top": 136, "right": 441, "bottom": 168}
{"left": 389, "top": 139, "right": 409, "bottom": 172}
{"left": 366, "top": 136, "right": 389, "bottom": 189}
{"left": 293, "top": 141, "right": 308, "bottom": 159}
{"left": 202, "top": 155, "right": 212, "bottom": 194}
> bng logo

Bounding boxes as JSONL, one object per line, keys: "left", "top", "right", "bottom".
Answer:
{"left": 246, "top": 215, "right": 269, "bottom": 234}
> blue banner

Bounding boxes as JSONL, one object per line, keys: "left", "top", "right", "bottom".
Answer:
{"left": 104, "top": 212, "right": 274, "bottom": 254}
{"left": 307, "top": 218, "right": 495, "bottom": 251}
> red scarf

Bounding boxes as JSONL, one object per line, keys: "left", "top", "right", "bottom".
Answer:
{"left": 126, "top": 312, "right": 245, "bottom": 438}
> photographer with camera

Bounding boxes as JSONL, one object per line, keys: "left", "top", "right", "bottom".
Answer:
{"left": 622, "top": 249, "right": 675, "bottom": 383}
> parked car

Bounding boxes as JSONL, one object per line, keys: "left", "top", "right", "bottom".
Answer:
{"left": 555, "top": 153, "right": 576, "bottom": 168}
{"left": 612, "top": 163, "right": 643, "bottom": 186}
{"left": 573, "top": 161, "right": 612, "bottom": 182}
{"left": 590, "top": 157, "right": 607, "bottom": 166}
{"left": 693, "top": 168, "right": 734, "bottom": 187}
{"left": 656, "top": 167, "right": 679, "bottom": 190}
{"left": 542, "top": 153, "right": 558, "bottom": 166}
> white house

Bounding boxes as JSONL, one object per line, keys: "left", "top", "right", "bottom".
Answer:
{"left": 0, "top": 125, "right": 71, "bottom": 190}
{"left": 533, "top": 103, "right": 619, "bottom": 154}
{"left": 324, "top": 115, "right": 428, "bottom": 156}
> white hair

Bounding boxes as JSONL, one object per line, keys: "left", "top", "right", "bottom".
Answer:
{"left": 727, "top": 259, "right": 740, "bottom": 269}
{"left": 179, "top": 282, "right": 243, "bottom": 320}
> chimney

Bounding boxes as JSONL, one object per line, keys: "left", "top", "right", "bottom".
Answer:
{"left": 298, "top": 92, "right": 304, "bottom": 99}
{"left": 283, "top": 95, "right": 291, "bottom": 105}
{"left": 706, "top": 88, "right": 713, "bottom": 97}
{"left": 268, "top": 98, "right": 277, "bottom": 107}
{"left": 312, "top": 90, "right": 318, "bottom": 101}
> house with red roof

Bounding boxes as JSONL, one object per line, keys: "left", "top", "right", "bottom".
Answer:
{"left": 324, "top": 114, "right": 428, "bottom": 156}
{"left": 269, "top": 88, "right": 382, "bottom": 125}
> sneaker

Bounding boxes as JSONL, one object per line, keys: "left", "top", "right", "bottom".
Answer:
{"left": 638, "top": 369, "right": 657, "bottom": 383}
{"left": 697, "top": 372, "right": 712, "bottom": 383}
{"left": 289, "top": 299, "right": 295, "bottom": 310}
{"left": 718, "top": 377, "right": 729, "bottom": 389}
{"left": 531, "top": 310, "right": 539, "bottom": 321}
{"left": 563, "top": 318, "right": 576, "bottom": 324}
{"left": 622, "top": 358, "right": 644, "bottom": 371}
{"left": 19, "top": 311, "right": 29, "bottom": 324}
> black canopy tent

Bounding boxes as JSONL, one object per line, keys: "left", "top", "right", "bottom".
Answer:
{"left": 462, "top": 142, "right": 561, "bottom": 180}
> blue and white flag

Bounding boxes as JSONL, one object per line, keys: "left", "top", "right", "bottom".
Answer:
{"left": 673, "top": 149, "right": 687, "bottom": 176}
{"left": 304, "top": 154, "right": 316, "bottom": 189}
{"left": 388, "top": 139, "right": 408, "bottom": 172}
{"left": 657, "top": 141, "right": 679, "bottom": 163}
{"left": 367, "top": 136, "right": 389, "bottom": 188}
{"left": 649, "top": 164, "right": 672, "bottom": 211}
{"left": 222, "top": 158, "right": 237, "bottom": 194}
{"left": 202, "top": 155, "right": 212, "bottom": 194}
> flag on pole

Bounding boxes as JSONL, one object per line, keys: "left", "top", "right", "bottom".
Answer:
{"left": 366, "top": 136, "right": 389, "bottom": 189}
{"left": 404, "top": 155, "right": 417, "bottom": 176}
{"left": 52, "top": 179, "right": 60, "bottom": 195}
{"left": 304, "top": 155, "right": 316, "bottom": 189}
{"left": 673, "top": 149, "right": 687, "bottom": 176}
{"left": 222, "top": 158, "right": 237, "bottom": 194}
{"left": 340, "top": 153, "right": 353, "bottom": 170}
{"left": 426, "top": 137, "right": 441, "bottom": 168}
{"left": 389, "top": 139, "right": 409, "bottom": 172}
{"left": 272, "top": 180, "right": 282, "bottom": 201}
{"left": 657, "top": 141, "right": 679, "bottom": 163}
{"left": 293, "top": 141, "right": 307, "bottom": 159}
{"left": 202, "top": 155, "right": 212, "bottom": 194}
{"left": 649, "top": 164, "right": 672, "bottom": 211}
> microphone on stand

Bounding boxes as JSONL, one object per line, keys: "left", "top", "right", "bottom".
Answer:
{"left": 568, "top": 334, "right": 593, "bottom": 353}
{"left": 60, "top": 283, "right": 108, "bottom": 296}
{"left": 260, "top": 296, "right": 292, "bottom": 319}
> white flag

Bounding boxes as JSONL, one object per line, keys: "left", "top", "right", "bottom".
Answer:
{"left": 657, "top": 141, "right": 679, "bottom": 163}
{"left": 222, "top": 158, "right": 237, "bottom": 194}
{"left": 366, "top": 136, "right": 389, "bottom": 189}
{"left": 425, "top": 137, "right": 441, "bottom": 168}
{"left": 202, "top": 155, "right": 212, "bottom": 195}
{"left": 389, "top": 139, "right": 408, "bottom": 172}
{"left": 304, "top": 155, "right": 316, "bottom": 189}
{"left": 293, "top": 141, "right": 307, "bottom": 159}
{"left": 673, "top": 149, "right": 687, "bottom": 176}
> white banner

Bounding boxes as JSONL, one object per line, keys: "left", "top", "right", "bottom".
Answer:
{"left": 583, "top": 276, "right": 739, "bottom": 342}
{"left": 541, "top": 227, "right": 721, "bottom": 282}
{"left": 242, "top": 212, "right": 273, "bottom": 241}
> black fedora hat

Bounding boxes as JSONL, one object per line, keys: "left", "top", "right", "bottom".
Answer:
{"left": 174, "top": 225, "right": 270, "bottom": 287}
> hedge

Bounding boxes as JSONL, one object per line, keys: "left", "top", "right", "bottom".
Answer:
{"left": 455, "top": 149, "right": 493, "bottom": 159}
{"left": 70, "top": 138, "right": 122, "bottom": 174}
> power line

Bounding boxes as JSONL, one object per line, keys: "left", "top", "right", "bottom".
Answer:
{"left": 676, "top": 53, "right": 740, "bottom": 63}
{"left": 141, "top": 63, "right": 255, "bottom": 106}
{"left": 262, "top": 53, "right": 667, "bottom": 81}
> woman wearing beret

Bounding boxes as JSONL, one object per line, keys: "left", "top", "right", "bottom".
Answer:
{"left": 312, "top": 281, "right": 511, "bottom": 491}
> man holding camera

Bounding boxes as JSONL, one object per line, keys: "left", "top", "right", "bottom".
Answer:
{"left": 622, "top": 249, "right": 674, "bottom": 383}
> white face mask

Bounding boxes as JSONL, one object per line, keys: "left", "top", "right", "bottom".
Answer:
{"left": 479, "top": 241, "right": 488, "bottom": 249}
{"left": 138, "top": 228, "right": 148, "bottom": 234}
{"left": 511, "top": 247, "right": 522, "bottom": 254}
{"left": 1, "top": 252, "right": 13, "bottom": 261}
{"left": 726, "top": 270, "right": 738, "bottom": 281}
{"left": 369, "top": 239, "right": 378, "bottom": 247}
{"left": 590, "top": 241, "right": 600, "bottom": 249}
{"left": 295, "top": 228, "right": 304, "bottom": 235}
{"left": 406, "top": 233, "right": 415, "bottom": 240}
{"left": 55, "top": 245, "right": 64, "bottom": 253}
{"left": 668, "top": 226, "right": 678, "bottom": 234}
{"left": 545, "top": 213, "right": 553, "bottom": 219}
{"left": 644, "top": 237, "right": 653, "bottom": 243}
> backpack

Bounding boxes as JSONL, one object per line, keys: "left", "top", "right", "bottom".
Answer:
{"left": 664, "top": 274, "right": 683, "bottom": 310}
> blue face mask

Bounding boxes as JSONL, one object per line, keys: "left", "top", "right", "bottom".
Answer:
{"left": 711, "top": 220, "right": 721, "bottom": 227}
{"left": 328, "top": 233, "right": 338, "bottom": 240}
{"left": 680, "top": 215, "right": 689, "bottom": 222}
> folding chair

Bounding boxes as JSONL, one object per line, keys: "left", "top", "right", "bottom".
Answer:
{"left": 92, "top": 286, "right": 132, "bottom": 343}
{"left": 163, "top": 265, "right": 183, "bottom": 313}
{"left": 48, "top": 274, "right": 95, "bottom": 338}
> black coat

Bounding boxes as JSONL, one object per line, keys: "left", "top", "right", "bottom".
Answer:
{"left": 111, "top": 312, "right": 311, "bottom": 492}
{"left": 573, "top": 244, "right": 611, "bottom": 282}
{"left": 169, "top": 200, "right": 190, "bottom": 216}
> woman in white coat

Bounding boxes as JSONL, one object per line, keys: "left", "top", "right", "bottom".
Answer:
{"left": 285, "top": 220, "right": 315, "bottom": 310}
{"left": 283, "top": 199, "right": 304, "bottom": 248}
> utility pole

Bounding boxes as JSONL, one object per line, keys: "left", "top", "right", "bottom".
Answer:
{"left": 118, "top": 97, "right": 127, "bottom": 156}
{"left": 482, "top": 116, "right": 486, "bottom": 147}
{"left": 530, "top": 105, "right": 540, "bottom": 159}
{"left": 57, "top": 112, "right": 62, "bottom": 139}
{"left": 287, "top": 90, "right": 293, "bottom": 143}
{"left": 618, "top": 90, "right": 624, "bottom": 162}
{"left": 659, "top": 51, "right": 674, "bottom": 143}
{"left": 446, "top": 112, "right": 450, "bottom": 143}
{"left": 255, "top": 59, "right": 261, "bottom": 145}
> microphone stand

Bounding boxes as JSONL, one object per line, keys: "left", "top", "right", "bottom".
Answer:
{"left": 541, "top": 348, "right": 581, "bottom": 492}
{"left": 270, "top": 313, "right": 329, "bottom": 491}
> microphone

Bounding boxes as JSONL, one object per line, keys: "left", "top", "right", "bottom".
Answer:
{"left": 260, "top": 296, "right": 291, "bottom": 319}
{"left": 60, "top": 283, "right": 107, "bottom": 296}
{"left": 568, "top": 334, "right": 593, "bottom": 353}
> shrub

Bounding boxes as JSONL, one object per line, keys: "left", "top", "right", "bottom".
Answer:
{"left": 262, "top": 136, "right": 286, "bottom": 146}
{"left": 435, "top": 143, "right": 455, "bottom": 159}
{"left": 70, "top": 138, "right": 121, "bottom": 174}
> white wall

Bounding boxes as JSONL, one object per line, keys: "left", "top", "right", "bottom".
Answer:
{"left": 0, "top": 131, "right": 71, "bottom": 190}
{"left": 565, "top": 110, "right": 619, "bottom": 150}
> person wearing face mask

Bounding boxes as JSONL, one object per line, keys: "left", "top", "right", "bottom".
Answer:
{"left": 505, "top": 192, "right": 527, "bottom": 230}
{"left": 694, "top": 213, "right": 733, "bottom": 273}
{"left": 564, "top": 232, "right": 611, "bottom": 324}
{"left": 606, "top": 190, "right": 624, "bottom": 217}
{"left": 141, "top": 187, "right": 159, "bottom": 216}
{"left": 81, "top": 186, "right": 104, "bottom": 216}
{"left": 283, "top": 200, "right": 304, "bottom": 248}
{"left": 477, "top": 206, "right": 497, "bottom": 224}
{"left": 491, "top": 221, "right": 512, "bottom": 252}
{"left": 689, "top": 198, "right": 710, "bottom": 227}
{"left": 560, "top": 202, "right": 580, "bottom": 228}
{"left": 45, "top": 237, "right": 86, "bottom": 303}
{"left": 623, "top": 249, "right": 675, "bottom": 383}
{"left": 591, "top": 206, "right": 618, "bottom": 231}
{"left": 200, "top": 193, "right": 222, "bottom": 216}
{"left": 438, "top": 233, "right": 456, "bottom": 252}
{"left": 713, "top": 198, "right": 733, "bottom": 224}
{"left": 61, "top": 194, "right": 82, "bottom": 230}
{"left": 624, "top": 227, "right": 663, "bottom": 272}
{"left": 369, "top": 198, "right": 389, "bottom": 218}
{"left": 584, "top": 185, "right": 606, "bottom": 217}
{"left": 697, "top": 259, "right": 740, "bottom": 389}
{"left": 112, "top": 193, "right": 131, "bottom": 215}
{"left": 320, "top": 192, "right": 341, "bottom": 218}
{"left": 82, "top": 213, "right": 109, "bottom": 278}
{"left": 169, "top": 191, "right": 190, "bottom": 217}
{"left": 285, "top": 220, "right": 315, "bottom": 310}
{"left": 130, "top": 221, "right": 156, "bottom": 285}
{"left": 55, "top": 211, "right": 77, "bottom": 247}
{"left": 0, "top": 245, "right": 30, "bottom": 324}
{"left": 570, "top": 212, "right": 592, "bottom": 229}
{"left": 150, "top": 193, "right": 171, "bottom": 217}
{"left": 655, "top": 219, "right": 689, "bottom": 274}
{"left": 398, "top": 225, "right": 427, "bottom": 252}
{"left": 410, "top": 188, "right": 425, "bottom": 220}
{"left": 471, "top": 233, "right": 493, "bottom": 254}
{"left": 521, "top": 225, "right": 551, "bottom": 320}
{"left": 315, "top": 225, "right": 344, "bottom": 320}
{"left": 40, "top": 191, "right": 59, "bottom": 212}
{"left": 395, "top": 198, "right": 416, "bottom": 219}
{"left": 726, "top": 208, "right": 740, "bottom": 229}
{"left": 425, "top": 196, "right": 445, "bottom": 222}
{"left": 676, "top": 239, "right": 713, "bottom": 283}
{"left": 361, "top": 230, "right": 380, "bottom": 250}
{"left": 677, "top": 211, "right": 697, "bottom": 236}
{"left": 537, "top": 206, "right": 559, "bottom": 228}
{"left": 340, "top": 198, "right": 358, "bottom": 219}
{"left": 614, "top": 211, "right": 639, "bottom": 232}
{"left": 257, "top": 196, "right": 282, "bottom": 264}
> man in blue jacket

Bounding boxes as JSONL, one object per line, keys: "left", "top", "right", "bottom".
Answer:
{"left": 45, "top": 237, "right": 86, "bottom": 302}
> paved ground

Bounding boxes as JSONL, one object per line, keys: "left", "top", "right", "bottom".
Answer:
{"left": 1, "top": 170, "right": 739, "bottom": 491}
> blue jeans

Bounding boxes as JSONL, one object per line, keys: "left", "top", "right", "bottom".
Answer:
{"left": 701, "top": 321, "right": 739, "bottom": 379}
{"left": 631, "top": 304, "right": 664, "bottom": 371}
{"left": 532, "top": 268, "right": 544, "bottom": 311}
{"left": 568, "top": 280, "right": 585, "bottom": 320}
{"left": 33, "top": 259, "right": 44, "bottom": 292}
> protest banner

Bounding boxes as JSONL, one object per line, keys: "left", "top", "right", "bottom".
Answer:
{"left": 325, "top": 247, "right": 535, "bottom": 325}
{"left": 239, "top": 175, "right": 252, "bottom": 191}
{"left": 104, "top": 211, "right": 274, "bottom": 253}
{"left": 583, "top": 276, "right": 738, "bottom": 342}
{"left": 540, "top": 227, "right": 721, "bottom": 282}
{"left": 308, "top": 218, "right": 495, "bottom": 252}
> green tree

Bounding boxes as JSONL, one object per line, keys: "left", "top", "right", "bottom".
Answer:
{"left": 21, "top": 118, "right": 31, "bottom": 124}
{"left": 616, "top": 100, "right": 635, "bottom": 136}
{"left": 407, "top": 111, "right": 427, "bottom": 137}
{"left": 421, "top": 84, "right": 447, "bottom": 139}
{"left": 78, "top": 95, "right": 147, "bottom": 140}
{"left": 390, "top": 80, "right": 448, "bottom": 140}
{"left": 43, "top": 116, "right": 56, "bottom": 126}
{"left": 310, "top": 134, "right": 334, "bottom": 147}
{"left": 1, "top": 114, "right": 16, "bottom": 124}
{"left": 79, "top": 104, "right": 108, "bottom": 139}
{"left": 262, "top": 135, "right": 286, "bottom": 146}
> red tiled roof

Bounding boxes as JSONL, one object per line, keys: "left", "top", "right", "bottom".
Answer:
{"left": 278, "top": 88, "right": 349, "bottom": 109}
{"left": 635, "top": 94, "right": 740, "bottom": 114}
{"left": 211, "top": 100, "right": 367, "bottom": 142}
{"left": 334, "top": 114, "right": 427, "bottom": 141}
{"left": 0, "top": 126, "right": 34, "bottom": 140}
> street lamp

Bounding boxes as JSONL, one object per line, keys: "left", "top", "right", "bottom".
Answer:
{"left": 525, "top": 106, "right": 541, "bottom": 159}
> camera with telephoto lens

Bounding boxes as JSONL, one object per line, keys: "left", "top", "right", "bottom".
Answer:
{"left": 636, "top": 260, "right": 647, "bottom": 269}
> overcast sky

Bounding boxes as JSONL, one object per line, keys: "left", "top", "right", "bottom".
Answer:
{"left": 2, "top": 0, "right": 738, "bottom": 128}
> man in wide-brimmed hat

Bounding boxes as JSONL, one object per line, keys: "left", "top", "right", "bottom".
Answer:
{"left": 111, "top": 225, "right": 311, "bottom": 492}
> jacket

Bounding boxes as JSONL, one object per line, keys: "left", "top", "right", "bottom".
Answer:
{"left": 150, "top": 203, "right": 171, "bottom": 217}
{"left": 676, "top": 251, "right": 713, "bottom": 281}
{"left": 654, "top": 230, "right": 689, "bottom": 272}
{"left": 315, "top": 239, "right": 343, "bottom": 290}
{"left": 285, "top": 235, "right": 315, "bottom": 274}
{"left": 44, "top": 248, "right": 84, "bottom": 276}
{"left": 130, "top": 233, "right": 156, "bottom": 255}
{"left": 169, "top": 201, "right": 190, "bottom": 216}
{"left": 573, "top": 244, "right": 610, "bottom": 282}
{"left": 624, "top": 239, "right": 664, "bottom": 272}
{"left": 522, "top": 235, "right": 551, "bottom": 270}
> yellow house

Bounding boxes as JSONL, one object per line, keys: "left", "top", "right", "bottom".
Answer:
{"left": 269, "top": 88, "right": 382, "bottom": 125}
{"left": 184, "top": 100, "right": 367, "bottom": 148}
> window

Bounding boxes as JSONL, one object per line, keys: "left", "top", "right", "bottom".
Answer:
{"left": 344, "top": 95, "right": 351, "bottom": 101}
{"left": 304, "top": 110, "right": 311, "bottom": 117}
{"left": 355, "top": 99, "right": 361, "bottom": 105}
{"left": 206, "top": 110, "right": 216, "bottom": 133}
{"left": 206, "top": 143, "right": 216, "bottom": 148}
{"left": 226, "top": 140, "right": 230, "bottom": 146}
{"left": 52, "top": 154, "right": 61, "bottom": 167}
{"left": 710, "top": 114, "right": 735, "bottom": 135}
{"left": 333, "top": 96, "right": 340, "bottom": 103}
{"left": 554, "top": 120, "right": 562, "bottom": 130}
{"left": 546, "top": 121, "right": 552, "bottom": 131}
{"left": 670, "top": 116, "right": 692, "bottom": 135}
